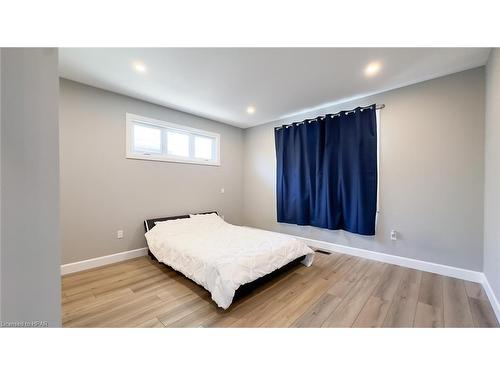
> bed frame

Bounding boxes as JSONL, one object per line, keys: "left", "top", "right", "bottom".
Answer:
{"left": 143, "top": 211, "right": 306, "bottom": 302}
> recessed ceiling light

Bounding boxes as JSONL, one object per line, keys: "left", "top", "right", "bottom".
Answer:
{"left": 246, "top": 106, "right": 256, "bottom": 114}
{"left": 133, "top": 61, "right": 147, "bottom": 73}
{"left": 364, "top": 61, "right": 381, "bottom": 77}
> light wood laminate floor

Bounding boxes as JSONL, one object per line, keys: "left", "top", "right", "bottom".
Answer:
{"left": 61, "top": 252, "right": 499, "bottom": 328}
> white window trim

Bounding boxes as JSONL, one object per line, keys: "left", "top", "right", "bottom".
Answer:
{"left": 126, "top": 113, "right": 221, "bottom": 166}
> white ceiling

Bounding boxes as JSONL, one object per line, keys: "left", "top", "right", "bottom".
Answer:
{"left": 59, "top": 48, "right": 490, "bottom": 128}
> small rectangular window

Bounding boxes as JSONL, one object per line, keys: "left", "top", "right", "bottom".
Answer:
{"left": 167, "top": 130, "right": 190, "bottom": 157}
{"left": 194, "top": 135, "right": 214, "bottom": 160}
{"left": 133, "top": 124, "right": 163, "bottom": 154}
{"left": 126, "top": 113, "right": 220, "bottom": 166}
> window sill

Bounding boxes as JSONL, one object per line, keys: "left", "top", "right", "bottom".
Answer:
{"left": 126, "top": 153, "right": 220, "bottom": 166}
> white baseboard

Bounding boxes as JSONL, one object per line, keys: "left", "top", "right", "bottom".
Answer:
{"left": 481, "top": 274, "right": 500, "bottom": 323}
{"left": 295, "top": 235, "right": 484, "bottom": 283}
{"left": 61, "top": 247, "right": 148, "bottom": 275}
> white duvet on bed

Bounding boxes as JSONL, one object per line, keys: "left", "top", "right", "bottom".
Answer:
{"left": 144, "top": 214, "right": 314, "bottom": 309}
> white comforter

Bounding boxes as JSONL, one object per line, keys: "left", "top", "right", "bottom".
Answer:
{"left": 144, "top": 214, "right": 314, "bottom": 309}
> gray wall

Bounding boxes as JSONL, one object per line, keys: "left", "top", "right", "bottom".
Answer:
{"left": 60, "top": 79, "right": 244, "bottom": 264}
{"left": 243, "top": 67, "right": 485, "bottom": 271}
{"left": 484, "top": 49, "right": 500, "bottom": 300}
{"left": 0, "top": 48, "right": 2, "bottom": 322}
{"left": 1, "top": 49, "right": 61, "bottom": 326}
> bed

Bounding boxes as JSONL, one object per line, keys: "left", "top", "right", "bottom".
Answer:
{"left": 144, "top": 212, "right": 314, "bottom": 309}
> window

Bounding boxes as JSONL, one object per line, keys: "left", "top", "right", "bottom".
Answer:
{"left": 126, "top": 113, "right": 220, "bottom": 166}
{"left": 133, "top": 124, "right": 162, "bottom": 154}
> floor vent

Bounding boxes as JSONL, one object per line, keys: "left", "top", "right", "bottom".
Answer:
{"left": 314, "top": 249, "right": 331, "bottom": 255}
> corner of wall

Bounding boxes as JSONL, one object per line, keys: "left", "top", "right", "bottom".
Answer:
{"left": 483, "top": 48, "right": 500, "bottom": 317}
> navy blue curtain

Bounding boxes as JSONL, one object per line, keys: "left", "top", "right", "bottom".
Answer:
{"left": 275, "top": 104, "right": 377, "bottom": 235}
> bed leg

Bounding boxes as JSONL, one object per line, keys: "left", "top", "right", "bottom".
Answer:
{"left": 148, "top": 250, "right": 157, "bottom": 261}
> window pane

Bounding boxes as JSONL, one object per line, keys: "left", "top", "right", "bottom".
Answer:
{"left": 194, "top": 136, "right": 214, "bottom": 160}
{"left": 134, "top": 124, "right": 162, "bottom": 153}
{"left": 167, "top": 130, "right": 189, "bottom": 157}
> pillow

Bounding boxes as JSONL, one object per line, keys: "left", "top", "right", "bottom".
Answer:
{"left": 154, "top": 217, "right": 191, "bottom": 226}
{"left": 189, "top": 212, "right": 218, "bottom": 219}
{"left": 189, "top": 213, "right": 223, "bottom": 223}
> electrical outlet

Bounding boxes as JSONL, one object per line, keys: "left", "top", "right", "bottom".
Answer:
{"left": 390, "top": 230, "right": 397, "bottom": 241}
{"left": 117, "top": 230, "right": 124, "bottom": 239}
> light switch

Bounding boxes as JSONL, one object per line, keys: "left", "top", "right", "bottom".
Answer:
{"left": 117, "top": 230, "right": 124, "bottom": 239}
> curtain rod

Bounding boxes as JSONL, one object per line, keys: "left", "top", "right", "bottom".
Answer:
{"left": 274, "top": 104, "right": 386, "bottom": 129}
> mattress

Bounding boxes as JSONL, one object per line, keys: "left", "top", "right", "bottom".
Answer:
{"left": 144, "top": 213, "right": 314, "bottom": 309}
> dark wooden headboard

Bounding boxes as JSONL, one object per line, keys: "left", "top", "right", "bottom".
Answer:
{"left": 144, "top": 211, "right": 218, "bottom": 232}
